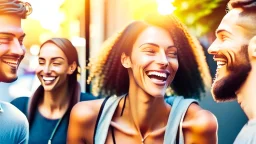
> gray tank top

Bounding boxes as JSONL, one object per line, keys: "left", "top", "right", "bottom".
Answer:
{"left": 93, "top": 95, "right": 198, "bottom": 144}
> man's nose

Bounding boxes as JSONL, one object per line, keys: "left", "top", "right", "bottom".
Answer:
{"left": 208, "top": 39, "right": 219, "bottom": 55}
{"left": 9, "top": 38, "right": 25, "bottom": 56}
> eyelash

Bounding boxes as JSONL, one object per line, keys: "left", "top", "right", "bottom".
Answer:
{"left": 0, "top": 37, "right": 12, "bottom": 44}
{"left": 221, "top": 35, "right": 228, "bottom": 41}
{"left": 38, "top": 62, "right": 61, "bottom": 65}
{"left": 168, "top": 52, "right": 177, "bottom": 55}
{"left": 0, "top": 37, "right": 24, "bottom": 45}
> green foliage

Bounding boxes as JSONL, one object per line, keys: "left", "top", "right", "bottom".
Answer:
{"left": 173, "top": 0, "right": 228, "bottom": 36}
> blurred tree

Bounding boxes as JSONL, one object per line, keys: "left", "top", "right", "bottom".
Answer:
{"left": 173, "top": 0, "right": 229, "bottom": 36}
{"left": 133, "top": 0, "right": 229, "bottom": 37}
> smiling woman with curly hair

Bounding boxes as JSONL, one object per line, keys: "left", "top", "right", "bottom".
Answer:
{"left": 68, "top": 13, "right": 217, "bottom": 144}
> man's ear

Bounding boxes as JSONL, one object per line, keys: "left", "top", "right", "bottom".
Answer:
{"left": 121, "top": 53, "right": 131, "bottom": 68}
{"left": 67, "top": 61, "right": 78, "bottom": 74}
{"left": 249, "top": 36, "right": 256, "bottom": 58}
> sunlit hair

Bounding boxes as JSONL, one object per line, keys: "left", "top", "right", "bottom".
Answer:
{"left": 0, "top": 0, "right": 32, "bottom": 18}
{"left": 28, "top": 38, "right": 80, "bottom": 125}
{"left": 227, "top": 0, "right": 256, "bottom": 14}
{"left": 228, "top": 0, "right": 256, "bottom": 9}
{"left": 87, "top": 14, "right": 211, "bottom": 99}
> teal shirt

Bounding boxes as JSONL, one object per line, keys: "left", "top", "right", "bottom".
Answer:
{"left": 11, "top": 92, "right": 96, "bottom": 144}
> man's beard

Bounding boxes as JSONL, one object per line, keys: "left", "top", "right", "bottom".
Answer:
{"left": 212, "top": 45, "right": 251, "bottom": 102}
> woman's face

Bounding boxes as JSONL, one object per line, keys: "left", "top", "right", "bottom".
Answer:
{"left": 36, "top": 43, "right": 70, "bottom": 92}
{"left": 123, "top": 26, "right": 178, "bottom": 97}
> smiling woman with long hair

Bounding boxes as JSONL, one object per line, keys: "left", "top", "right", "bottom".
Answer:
{"left": 11, "top": 38, "right": 95, "bottom": 144}
{"left": 68, "top": 14, "right": 217, "bottom": 144}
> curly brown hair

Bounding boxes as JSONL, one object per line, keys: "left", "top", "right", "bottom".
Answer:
{"left": 88, "top": 14, "right": 211, "bottom": 99}
{"left": 0, "top": 0, "right": 32, "bottom": 18}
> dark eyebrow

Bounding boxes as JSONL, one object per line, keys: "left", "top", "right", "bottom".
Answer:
{"left": 216, "top": 29, "right": 231, "bottom": 36}
{"left": 139, "top": 43, "right": 159, "bottom": 48}
{"left": 39, "top": 57, "right": 65, "bottom": 60}
{"left": 167, "top": 46, "right": 177, "bottom": 49}
{"left": 0, "top": 32, "right": 26, "bottom": 38}
{"left": 52, "top": 57, "right": 65, "bottom": 61}
{"left": 139, "top": 43, "right": 176, "bottom": 49}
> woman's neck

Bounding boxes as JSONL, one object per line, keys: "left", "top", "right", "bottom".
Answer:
{"left": 39, "top": 83, "right": 70, "bottom": 119}
{"left": 125, "top": 89, "right": 170, "bottom": 137}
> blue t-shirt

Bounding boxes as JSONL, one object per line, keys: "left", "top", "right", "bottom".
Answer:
{"left": 11, "top": 92, "right": 96, "bottom": 144}
{"left": 0, "top": 101, "right": 28, "bottom": 144}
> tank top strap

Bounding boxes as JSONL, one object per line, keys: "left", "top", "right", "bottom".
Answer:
{"left": 164, "top": 96, "right": 198, "bottom": 144}
{"left": 94, "top": 95, "right": 124, "bottom": 144}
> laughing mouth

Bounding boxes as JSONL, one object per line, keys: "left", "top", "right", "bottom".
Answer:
{"left": 146, "top": 71, "right": 170, "bottom": 84}
{"left": 1, "top": 59, "right": 19, "bottom": 68}
{"left": 216, "top": 60, "right": 226, "bottom": 69}
{"left": 42, "top": 76, "right": 57, "bottom": 85}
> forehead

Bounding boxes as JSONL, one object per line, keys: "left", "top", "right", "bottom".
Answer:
{"left": 218, "top": 8, "right": 255, "bottom": 39}
{"left": 133, "top": 26, "right": 174, "bottom": 47}
{"left": 0, "top": 15, "right": 24, "bottom": 36}
{"left": 39, "top": 43, "right": 66, "bottom": 58}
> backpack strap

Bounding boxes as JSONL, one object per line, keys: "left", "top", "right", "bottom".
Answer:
{"left": 93, "top": 96, "right": 111, "bottom": 144}
{"left": 164, "top": 96, "right": 198, "bottom": 144}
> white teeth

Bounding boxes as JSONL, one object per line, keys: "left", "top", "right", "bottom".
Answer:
{"left": 217, "top": 61, "right": 226, "bottom": 69}
{"left": 147, "top": 71, "right": 167, "bottom": 78}
{"left": 2, "top": 60, "right": 18, "bottom": 65}
{"left": 42, "top": 76, "right": 56, "bottom": 81}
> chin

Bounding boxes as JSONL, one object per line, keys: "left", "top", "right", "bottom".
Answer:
{"left": 0, "top": 75, "right": 18, "bottom": 83}
{"left": 147, "top": 90, "right": 165, "bottom": 98}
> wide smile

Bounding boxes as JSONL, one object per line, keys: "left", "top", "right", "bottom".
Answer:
{"left": 1, "top": 58, "right": 21, "bottom": 68}
{"left": 214, "top": 58, "right": 227, "bottom": 80}
{"left": 145, "top": 70, "right": 170, "bottom": 86}
{"left": 42, "top": 76, "right": 57, "bottom": 85}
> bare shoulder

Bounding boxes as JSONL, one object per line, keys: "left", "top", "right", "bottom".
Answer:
{"left": 183, "top": 103, "right": 218, "bottom": 134}
{"left": 70, "top": 99, "right": 105, "bottom": 125}
{"left": 68, "top": 99, "right": 105, "bottom": 143}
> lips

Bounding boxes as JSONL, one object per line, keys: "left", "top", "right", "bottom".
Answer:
{"left": 1, "top": 57, "right": 20, "bottom": 68}
{"left": 146, "top": 70, "right": 170, "bottom": 85}
{"left": 42, "top": 76, "right": 57, "bottom": 85}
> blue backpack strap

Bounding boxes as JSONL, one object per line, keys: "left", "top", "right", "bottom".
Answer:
{"left": 164, "top": 96, "right": 198, "bottom": 144}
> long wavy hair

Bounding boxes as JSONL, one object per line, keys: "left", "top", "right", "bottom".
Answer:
{"left": 28, "top": 38, "right": 81, "bottom": 125}
{"left": 0, "top": 0, "right": 32, "bottom": 18}
{"left": 88, "top": 14, "right": 211, "bottom": 99}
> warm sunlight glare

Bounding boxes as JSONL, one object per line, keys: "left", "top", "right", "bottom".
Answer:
{"left": 156, "top": 0, "right": 176, "bottom": 15}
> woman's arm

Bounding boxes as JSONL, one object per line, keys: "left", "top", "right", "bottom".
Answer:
{"left": 67, "top": 102, "right": 88, "bottom": 144}
{"left": 183, "top": 103, "right": 218, "bottom": 144}
{"left": 67, "top": 100, "right": 103, "bottom": 144}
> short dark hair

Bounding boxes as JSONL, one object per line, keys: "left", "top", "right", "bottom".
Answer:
{"left": 228, "top": 0, "right": 256, "bottom": 9}
{"left": 88, "top": 14, "right": 212, "bottom": 99}
{"left": 226, "top": 0, "right": 256, "bottom": 37}
{"left": 0, "top": 0, "right": 32, "bottom": 18}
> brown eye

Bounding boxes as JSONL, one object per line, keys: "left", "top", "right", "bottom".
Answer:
{"left": 39, "top": 61, "right": 44, "bottom": 65}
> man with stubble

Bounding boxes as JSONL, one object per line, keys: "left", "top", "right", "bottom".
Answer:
{"left": 0, "top": 0, "right": 32, "bottom": 143}
{"left": 208, "top": 0, "right": 256, "bottom": 143}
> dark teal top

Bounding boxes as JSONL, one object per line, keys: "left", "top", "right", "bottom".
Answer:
{"left": 11, "top": 92, "right": 96, "bottom": 144}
